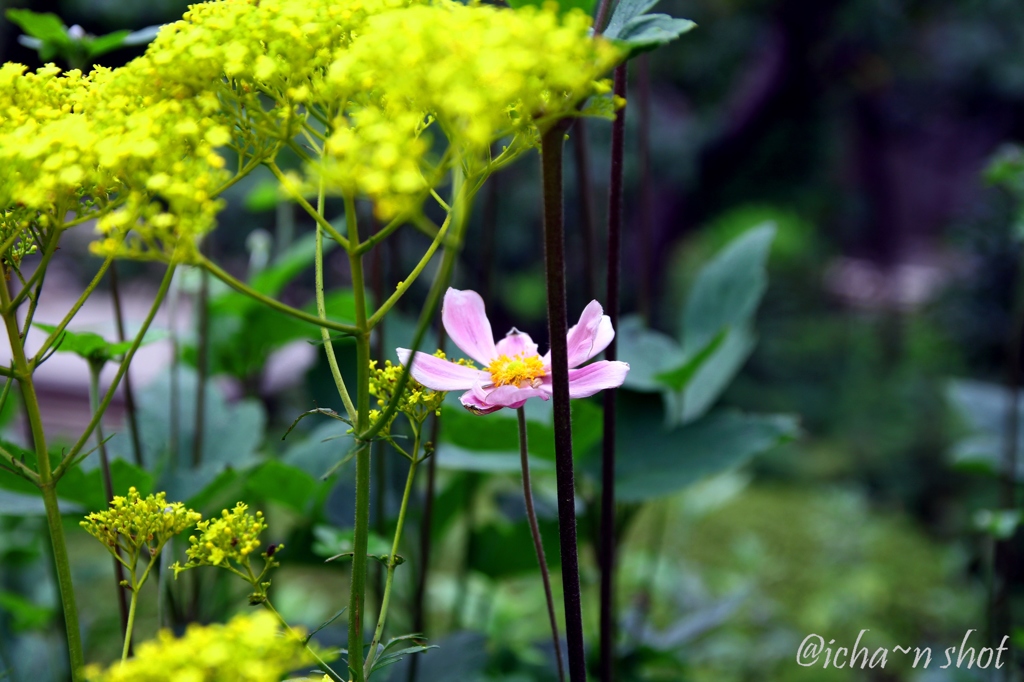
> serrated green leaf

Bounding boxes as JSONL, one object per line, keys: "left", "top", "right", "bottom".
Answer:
{"left": 613, "top": 15, "right": 696, "bottom": 55}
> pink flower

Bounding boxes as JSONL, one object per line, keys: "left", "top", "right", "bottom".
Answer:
{"left": 397, "top": 288, "right": 630, "bottom": 415}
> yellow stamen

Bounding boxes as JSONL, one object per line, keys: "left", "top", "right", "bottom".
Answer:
{"left": 487, "top": 352, "right": 545, "bottom": 388}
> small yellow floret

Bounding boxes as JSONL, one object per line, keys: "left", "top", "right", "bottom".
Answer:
{"left": 487, "top": 353, "right": 545, "bottom": 388}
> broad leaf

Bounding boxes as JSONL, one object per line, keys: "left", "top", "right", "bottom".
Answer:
{"left": 617, "top": 315, "right": 685, "bottom": 393}
{"left": 245, "top": 460, "right": 319, "bottom": 514}
{"left": 681, "top": 222, "right": 774, "bottom": 355}
{"left": 614, "top": 393, "right": 798, "bottom": 502}
{"left": 671, "top": 327, "right": 757, "bottom": 425}
{"left": 603, "top": 0, "right": 695, "bottom": 57}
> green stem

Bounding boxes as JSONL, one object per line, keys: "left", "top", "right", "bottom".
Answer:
{"left": 365, "top": 430, "right": 421, "bottom": 677}
{"left": 199, "top": 256, "right": 360, "bottom": 337}
{"left": 267, "top": 162, "right": 350, "bottom": 250}
{"left": 358, "top": 169, "right": 473, "bottom": 445}
{"left": 32, "top": 251, "right": 116, "bottom": 365}
{"left": 55, "top": 264, "right": 177, "bottom": 479}
{"left": 0, "top": 269, "right": 84, "bottom": 681}
{"left": 316, "top": 183, "right": 357, "bottom": 423}
{"left": 347, "top": 193, "right": 372, "bottom": 682}
{"left": 121, "top": 574, "right": 139, "bottom": 663}
{"left": 366, "top": 212, "right": 450, "bottom": 329}
{"left": 517, "top": 407, "right": 565, "bottom": 682}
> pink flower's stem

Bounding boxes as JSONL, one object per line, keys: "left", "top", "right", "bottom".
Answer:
{"left": 540, "top": 120, "right": 587, "bottom": 682}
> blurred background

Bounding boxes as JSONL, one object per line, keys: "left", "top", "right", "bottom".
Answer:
{"left": 2, "top": 0, "right": 1024, "bottom": 680}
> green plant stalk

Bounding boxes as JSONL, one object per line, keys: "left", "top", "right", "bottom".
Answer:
{"left": 358, "top": 168, "right": 472, "bottom": 445}
{"left": 199, "top": 257, "right": 360, "bottom": 337}
{"left": 193, "top": 265, "right": 210, "bottom": 467}
{"left": 365, "top": 429, "right": 422, "bottom": 677}
{"left": 346, "top": 192, "right": 373, "bottom": 682}
{"left": 108, "top": 262, "right": 144, "bottom": 467}
{"left": 0, "top": 267, "right": 84, "bottom": 681}
{"left": 267, "top": 161, "right": 350, "bottom": 250}
{"left": 121, "top": 552, "right": 158, "bottom": 662}
{"left": 316, "top": 182, "right": 357, "bottom": 423}
{"left": 55, "top": 264, "right": 178, "bottom": 479}
{"left": 517, "top": 407, "right": 566, "bottom": 682}
{"left": 32, "top": 250, "right": 116, "bottom": 363}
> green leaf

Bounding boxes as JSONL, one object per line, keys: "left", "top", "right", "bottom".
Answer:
{"left": 5, "top": 10, "right": 68, "bottom": 43}
{"left": 614, "top": 394, "right": 798, "bottom": 502}
{"left": 653, "top": 328, "right": 727, "bottom": 392}
{"left": 84, "top": 29, "right": 130, "bottom": 58}
{"left": 613, "top": 15, "right": 696, "bottom": 55}
{"left": 617, "top": 315, "right": 684, "bottom": 393}
{"left": 946, "top": 379, "right": 1024, "bottom": 480}
{"left": 603, "top": 0, "right": 695, "bottom": 56}
{"left": 0, "top": 590, "right": 53, "bottom": 632}
{"left": 251, "top": 231, "right": 334, "bottom": 297}
{"left": 245, "top": 460, "right": 319, "bottom": 513}
{"left": 681, "top": 223, "right": 774, "bottom": 355}
{"left": 312, "top": 525, "right": 391, "bottom": 559}
{"left": 671, "top": 327, "right": 757, "bottom": 425}
{"left": 33, "top": 323, "right": 163, "bottom": 365}
{"left": 469, "top": 517, "right": 561, "bottom": 577}
{"left": 437, "top": 398, "right": 602, "bottom": 464}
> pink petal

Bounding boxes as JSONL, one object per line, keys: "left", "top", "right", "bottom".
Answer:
{"left": 540, "top": 361, "right": 630, "bottom": 399}
{"left": 494, "top": 328, "right": 539, "bottom": 358}
{"left": 442, "top": 288, "right": 497, "bottom": 365}
{"left": 542, "top": 301, "right": 615, "bottom": 368}
{"left": 396, "top": 348, "right": 488, "bottom": 391}
{"left": 461, "top": 383, "right": 549, "bottom": 413}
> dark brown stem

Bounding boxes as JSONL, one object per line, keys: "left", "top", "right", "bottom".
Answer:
{"left": 572, "top": 121, "right": 598, "bottom": 302}
{"left": 108, "top": 262, "right": 143, "bottom": 467}
{"left": 637, "top": 55, "right": 653, "bottom": 322}
{"left": 540, "top": 120, "right": 587, "bottom": 682}
{"left": 408, "top": 329, "right": 446, "bottom": 682}
{"left": 600, "top": 63, "right": 627, "bottom": 682}
{"left": 518, "top": 407, "right": 566, "bottom": 682}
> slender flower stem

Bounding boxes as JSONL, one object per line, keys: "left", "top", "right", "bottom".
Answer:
{"left": 88, "top": 362, "right": 132, "bottom": 653}
{"left": 55, "top": 264, "right": 177, "bottom": 479}
{"left": 267, "top": 162, "right": 351, "bottom": 250}
{"left": 539, "top": 121, "right": 587, "bottom": 682}
{"left": 199, "top": 257, "right": 360, "bottom": 337}
{"left": 347, "top": 193, "right": 373, "bottom": 682}
{"left": 263, "top": 600, "right": 345, "bottom": 682}
{"left": 366, "top": 430, "right": 422, "bottom": 677}
{"left": 517, "top": 407, "right": 566, "bottom": 682}
{"left": 32, "top": 251, "right": 117, "bottom": 364}
{"left": 572, "top": 122, "right": 598, "bottom": 302}
{"left": 315, "top": 183, "right": 357, "bottom": 423}
{"left": 0, "top": 265, "right": 84, "bottom": 681}
{"left": 366, "top": 212, "right": 450, "bottom": 329}
{"left": 121, "top": 573, "right": 140, "bottom": 663}
{"left": 108, "top": 262, "right": 144, "bottom": 467}
{"left": 600, "top": 63, "right": 627, "bottom": 682}
{"left": 408, "top": 330, "right": 445, "bottom": 682}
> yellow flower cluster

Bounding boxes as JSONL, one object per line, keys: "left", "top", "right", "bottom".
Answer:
{"left": 1, "top": 0, "right": 624, "bottom": 257}
{"left": 83, "top": 611, "right": 311, "bottom": 682}
{"left": 80, "top": 487, "right": 200, "bottom": 553}
{"left": 370, "top": 351, "right": 471, "bottom": 427}
{"left": 177, "top": 502, "right": 267, "bottom": 571}
{"left": 0, "top": 58, "right": 230, "bottom": 263}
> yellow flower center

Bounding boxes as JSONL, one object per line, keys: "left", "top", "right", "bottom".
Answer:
{"left": 487, "top": 352, "right": 545, "bottom": 388}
